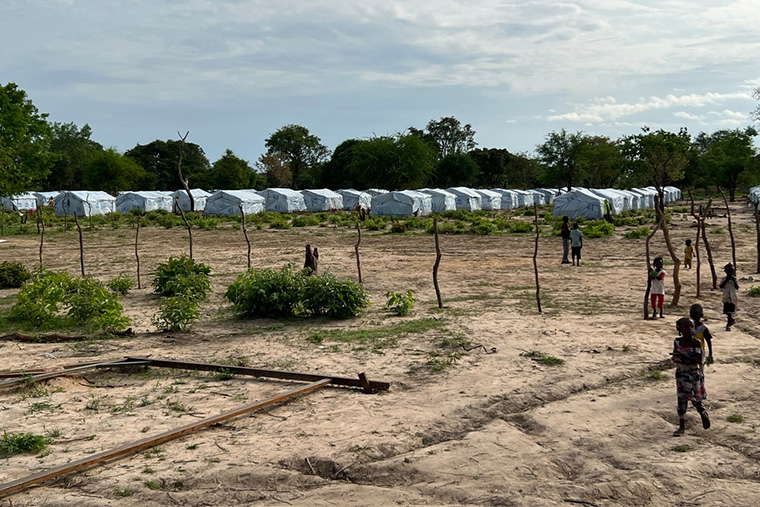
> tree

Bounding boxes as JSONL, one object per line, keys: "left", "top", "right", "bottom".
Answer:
{"left": 125, "top": 139, "right": 210, "bottom": 191}
{"left": 752, "top": 87, "right": 760, "bottom": 122}
{"left": 0, "top": 82, "right": 55, "bottom": 197}
{"left": 318, "top": 139, "right": 361, "bottom": 189}
{"left": 409, "top": 116, "right": 476, "bottom": 159}
{"left": 263, "top": 125, "right": 330, "bottom": 189}
{"left": 83, "top": 148, "right": 146, "bottom": 193}
{"left": 255, "top": 152, "right": 291, "bottom": 188}
{"left": 469, "top": 148, "right": 512, "bottom": 188}
{"left": 46, "top": 122, "right": 104, "bottom": 191}
{"left": 536, "top": 129, "right": 585, "bottom": 191}
{"left": 209, "top": 149, "right": 257, "bottom": 190}
{"left": 695, "top": 127, "right": 758, "bottom": 201}
{"left": 347, "top": 134, "right": 436, "bottom": 190}
{"left": 434, "top": 153, "right": 480, "bottom": 188}
{"left": 576, "top": 136, "right": 624, "bottom": 188}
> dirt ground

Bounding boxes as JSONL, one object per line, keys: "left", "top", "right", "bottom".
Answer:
{"left": 1, "top": 200, "right": 759, "bottom": 507}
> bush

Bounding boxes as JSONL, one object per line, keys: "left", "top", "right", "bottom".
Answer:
{"left": 390, "top": 221, "right": 407, "bottom": 233}
{"left": 582, "top": 220, "right": 615, "bottom": 238}
{"left": 507, "top": 221, "right": 534, "bottom": 234}
{"left": 292, "top": 215, "right": 321, "bottom": 227}
{"left": 107, "top": 273, "right": 136, "bottom": 295}
{"left": 268, "top": 216, "right": 291, "bottom": 229}
{"left": 66, "top": 278, "right": 131, "bottom": 331}
{"left": 225, "top": 265, "right": 369, "bottom": 319}
{"left": 151, "top": 296, "right": 200, "bottom": 332}
{"left": 0, "top": 431, "right": 53, "bottom": 456}
{"left": 748, "top": 286, "right": 760, "bottom": 297}
{"left": 153, "top": 256, "right": 211, "bottom": 300}
{"left": 623, "top": 227, "right": 651, "bottom": 239}
{"left": 0, "top": 261, "right": 31, "bottom": 288}
{"left": 385, "top": 290, "right": 415, "bottom": 316}
{"left": 364, "top": 218, "right": 386, "bottom": 231}
{"left": 471, "top": 221, "right": 497, "bottom": 235}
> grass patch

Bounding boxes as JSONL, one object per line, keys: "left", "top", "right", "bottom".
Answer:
{"left": 672, "top": 445, "right": 691, "bottom": 453}
{"left": 113, "top": 487, "right": 133, "bottom": 497}
{"left": 640, "top": 369, "right": 667, "bottom": 381}
{"left": 0, "top": 432, "right": 54, "bottom": 456}
{"left": 520, "top": 350, "right": 565, "bottom": 366}
{"left": 726, "top": 414, "right": 744, "bottom": 423}
{"left": 306, "top": 318, "right": 446, "bottom": 353}
{"left": 29, "top": 402, "right": 62, "bottom": 414}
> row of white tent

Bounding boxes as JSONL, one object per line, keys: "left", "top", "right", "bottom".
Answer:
{"left": 1, "top": 186, "right": 682, "bottom": 219}
{"left": 750, "top": 185, "right": 760, "bottom": 205}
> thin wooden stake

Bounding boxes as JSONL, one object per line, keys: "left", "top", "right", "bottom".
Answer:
{"left": 753, "top": 200, "right": 760, "bottom": 274}
{"left": 688, "top": 190, "right": 701, "bottom": 298}
{"left": 532, "top": 203, "right": 542, "bottom": 313}
{"left": 432, "top": 217, "right": 443, "bottom": 309}
{"left": 718, "top": 186, "right": 737, "bottom": 272}
{"left": 176, "top": 197, "right": 193, "bottom": 260}
{"left": 354, "top": 221, "right": 363, "bottom": 283}
{"left": 135, "top": 215, "right": 142, "bottom": 289}
{"left": 177, "top": 131, "right": 195, "bottom": 212}
{"left": 38, "top": 209, "right": 44, "bottom": 267}
{"left": 74, "top": 212, "right": 85, "bottom": 277}
{"left": 655, "top": 195, "right": 682, "bottom": 307}
{"left": 239, "top": 204, "right": 251, "bottom": 269}
{"left": 700, "top": 199, "right": 717, "bottom": 289}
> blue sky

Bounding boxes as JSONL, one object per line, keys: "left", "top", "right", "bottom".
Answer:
{"left": 2, "top": 0, "right": 759, "bottom": 165}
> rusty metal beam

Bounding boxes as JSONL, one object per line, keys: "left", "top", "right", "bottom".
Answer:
{"left": 0, "top": 360, "right": 148, "bottom": 389}
{"left": 125, "top": 356, "right": 391, "bottom": 391}
{"left": 0, "top": 378, "right": 331, "bottom": 498}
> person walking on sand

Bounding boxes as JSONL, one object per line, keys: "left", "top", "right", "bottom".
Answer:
{"left": 560, "top": 216, "right": 571, "bottom": 264}
{"left": 649, "top": 256, "right": 666, "bottom": 319}
{"left": 719, "top": 263, "right": 739, "bottom": 331}
{"left": 671, "top": 317, "right": 710, "bottom": 436}
{"left": 569, "top": 223, "right": 583, "bottom": 266}
{"left": 690, "top": 304, "right": 714, "bottom": 367}
{"left": 684, "top": 239, "right": 693, "bottom": 269}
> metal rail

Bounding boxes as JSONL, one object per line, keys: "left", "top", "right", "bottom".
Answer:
{"left": 0, "top": 360, "right": 149, "bottom": 389}
{"left": 0, "top": 379, "right": 331, "bottom": 498}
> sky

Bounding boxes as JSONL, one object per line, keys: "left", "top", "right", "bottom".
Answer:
{"left": 2, "top": 0, "right": 759, "bottom": 165}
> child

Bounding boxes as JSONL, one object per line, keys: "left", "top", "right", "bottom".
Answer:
{"left": 684, "top": 239, "right": 693, "bottom": 269}
{"left": 649, "top": 257, "right": 666, "bottom": 319}
{"left": 719, "top": 263, "right": 739, "bottom": 331}
{"left": 560, "top": 216, "right": 571, "bottom": 264}
{"left": 569, "top": 223, "right": 583, "bottom": 266}
{"left": 671, "top": 317, "right": 710, "bottom": 436}
{"left": 690, "top": 304, "right": 713, "bottom": 367}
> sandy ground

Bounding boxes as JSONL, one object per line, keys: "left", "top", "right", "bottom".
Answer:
{"left": 1, "top": 201, "right": 759, "bottom": 507}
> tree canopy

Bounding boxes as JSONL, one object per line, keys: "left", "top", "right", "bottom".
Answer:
{"left": 536, "top": 129, "right": 585, "bottom": 191}
{"left": 46, "top": 122, "right": 104, "bottom": 191}
{"left": 263, "top": 124, "right": 330, "bottom": 189}
{"left": 125, "top": 139, "right": 210, "bottom": 191}
{"left": 695, "top": 127, "right": 758, "bottom": 201}
{"left": 83, "top": 148, "right": 146, "bottom": 193}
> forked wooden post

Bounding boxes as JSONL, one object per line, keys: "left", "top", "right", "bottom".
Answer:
{"left": 700, "top": 198, "right": 718, "bottom": 289}
{"left": 74, "top": 212, "right": 85, "bottom": 276}
{"left": 239, "top": 204, "right": 251, "bottom": 269}
{"left": 718, "top": 186, "right": 737, "bottom": 272}
{"left": 432, "top": 217, "right": 443, "bottom": 308}
{"left": 688, "top": 190, "right": 701, "bottom": 298}
{"left": 38, "top": 209, "right": 44, "bottom": 266}
{"left": 175, "top": 197, "right": 193, "bottom": 259}
{"left": 355, "top": 221, "right": 362, "bottom": 283}
{"left": 532, "top": 203, "right": 542, "bottom": 313}
{"left": 643, "top": 214, "right": 662, "bottom": 319}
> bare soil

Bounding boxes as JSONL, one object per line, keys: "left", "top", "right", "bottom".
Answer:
{"left": 1, "top": 201, "right": 759, "bottom": 507}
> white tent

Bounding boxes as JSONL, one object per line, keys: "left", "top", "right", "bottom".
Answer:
{"left": 553, "top": 188, "right": 606, "bottom": 219}
{"left": 635, "top": 188, "right": 657, "bottom": 208}
{"left": 204, "top": 190, "right": 264, "bottom": 216}
{"left": 2, "top": 193, "right": 38, "bottom": 211}
{"left": 616, "top": 189, "right": 640, "bottom": 211}
{"left": 590, "top": 189, "right": 625, "bottom": 215}
{"left": 527, "top": 190, "right": 546, "bottom": 206}
{"left": 750, "top": 185, "right": 760, "bottom": 204}
{"left": 532, "top": 188, "right": 557, "bottom": 204}
{"left": 33, "top": 191, "right": 60, "bottom": 207}
{"left": 627, "top": 189, "right": 650, "bottom": 209}
{"left": 446, "top": 187, "right": 482, "bottom": 211}
{"left": 365, "top": 188, "right": 389, "bottom": 197}
{"left": 336, "top": 189, "right": 372, "bottom": 211}
{"left": 258, "top": 188, "right": 307, "bottom": 213}
{"left": 474, "top": 189, "right": 502, "bottom": 210}
{"left": 171, "top": 189, "right": 211, "bottom": 212}
{"left": 116, "top": 191, "right": 173, "bottom": 213}
{"left": 491, "top": 189, "right": 519, "bottom": 209}
{"left": 418, "top": 188, "right": 457, "bottom": 213}
{"left": 510, "top": 189, "right": 535, "bottom": 208}
{"left": 664, "top": 186, "right": 682, "bottom": 201}
{"left": 371, "top": 191, "right": 432, "bottom": 217}
{"left": 302, "top": 189, "right": 343, "bottom": 211}
{"left": 54, "top": 191, "right": 115, "bottom": 217}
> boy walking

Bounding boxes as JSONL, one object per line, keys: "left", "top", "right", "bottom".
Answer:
{"left": 719, "top": 263, "right": 739, "bottom": 331}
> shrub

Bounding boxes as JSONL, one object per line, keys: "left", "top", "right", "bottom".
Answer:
{"left": 107, "top": 273, "right": 136, "bottom": 295}
{"left": 153, "top": 256, "right": 211, "bottom": 300}
{"left": 582, "top": 220, "right": 615, "bottom": 238}
{"left": 508, "top": 221, "right": 534, "bottom": 234}
{"left": 11, "top": 269, "right": 73, "bottom": 328}
{"left": 390, "top": 221, "right": 407, "bottom": 233}
{"left": 623, "top": 227, "right": 651, "bottom": 239}
{"left": 300, "top": 272, "right": 370, "bottom": 318}
{"left": 385, "top": 290, "right": 415, "bottom": 316}
{"left": 151, "top": 296, "right": 200, "bottom": 332}
{"left": 440, "top": 209, "right": 471, "bottom": 221}
{"left": 0, "top": 261, "right": 31, "bottom": 288}
{"left": 748, "top": 286, "right": 760, "bottom": 297}
{"left": 268, "top": 216, "right": 291, "bottom": 229}
{"left": 364, "top": 218, "right": 386, "bottom": 231}
{"left": 292, "top": 215, "right": 321, "bottom": 227}
{"left": 66, "top": 277, "right": 131, "bottom": 331}
{"left": 0, "top": 431, "right": 53, "bottom": 456}
{"left": 471, "top": 221, "right": 496, "bottom": 235}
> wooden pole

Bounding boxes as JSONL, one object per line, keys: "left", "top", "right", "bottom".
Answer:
{"left": 177, "top": 131, "right": 195, "bottom": 212}
{"left": 655, "top": 195, "right": 682, "bottom": 307}
{"left": 175, "top": 197, "right": 193, "bottom": 260}
{"left": 718, "top": 186, "right": 737, "bottom": 272}
{"left": 754, "top": 200, "right": 760, "bottom": 274}
{"left": 354, "top": 221, "right": 362, "bottom": 283}
{"left": 135, "top": 215, "right": 141, "bottom": 289}
{"left": 0, "top": 379, "right": 331, "bottom": 498}
{"left": 38, "top": 209, "right": 44, "bottom": 267}
{"left": 239, "top": 204, "right": 251, "bottom": 269}
{"left": 432, "top": 217, "right": 443, "bottom": 309}
{"left": 688, "top": 190, "right": 701, "bottom": 298}
{"left": 532, "top": 203, "right": 542, "bottom": 313}
{"left": 74, "top": 212, "right": 85, "bottom": 277}
{"left": 700, "top": 199, "right": 718, "bottom": 289}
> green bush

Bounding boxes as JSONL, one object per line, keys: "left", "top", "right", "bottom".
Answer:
{"left": 153, "top": 256, "right": 211, "bottom": 300}
{"left": 151, "top": 296, "right": 200, "bottom": 332}
{"left": 440, "top": 209, "right": 472, "bottom": 221}
{"left": 390, "top": 221, "right": 407, "bottom": 233}
{"left": 0, "top": 261, "right": 31, "bottom": 288}
{"left": 471, "top": 221, "right": 497, "bottom": 235}
{"left": 0, "top": 431, "right": 53, "bottom": 457}
{"left": 623, "top": 227, "right": 651, "bottom": 239}
{"left": 106, "top": 273, "right": 136, "bottom": 295}
{"left": 66, "top": 278, "right": 131, "bottom": 331}
{"left": 364, "top": 218, "right": 386, "bottom": 231}
{"left": 385, "top": 290, "right": 415, "bottom": 316}
{"left": 508, "top": 221, "right": 534, "bottom": 234}
{"left": 225, "top": 265, "right": 369, "bottom": 319}
{"left": 292, "top": 215, "right": 321, "bottom": 227}
{"left": 582, "top": 220, "right": 615, "bottom": 238}
{"left": 268, "top": 216, "right": 291, "bottom": 229}
{"left": 748, "top": 286, "right": 760, "bottom": 297}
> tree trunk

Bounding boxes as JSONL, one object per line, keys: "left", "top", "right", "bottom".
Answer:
{"left": 655, "top": 196, "right": 682, "bottom": 308}
{"left": 74, "top": 212, "right": 85, "bottom": 277}
{"left": 643, "top": 216, "right": 662, "bottom": 319}
{"left": 718, "top": 187, "right": 737, "bottom": 272}
{"left": 432, "top": 217, "right": 443, "bottom": 309}
{"left": 532, "top": 203, "right": 542, "bottom": 313}
{"left": 700, "top": 201, "right": 718, "bottom": 289}
{"left": 177, "top": 131, "right": 195, "bottom": 212}
{"left": 38, "top": 209, "right": 44, "bottom": 266}
{"left": 354, "top": 222, "right": 362, "bottom": 283}
{"left": 175, "top": 198, "right": 193, "bottom": 260}
{"left": 239, "top": 204, "right": 251, "bottom": 269}
{"left": 135, "top": 215, "right": 141, "bottom": 289}
{"left": 694, "top": 217, "right": 701, "bottom": 299}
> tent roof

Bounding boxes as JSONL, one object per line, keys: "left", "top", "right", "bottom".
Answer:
{"left": 302, "top": 188, "right": 342, "bottom": 198}
{"left": 59, "top": 190, "right": 115, "bottom": 200}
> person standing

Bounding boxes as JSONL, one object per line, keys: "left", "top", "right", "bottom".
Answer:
{"left": 649, "top": 257, "right": 666, "bottom": 319}
{"left": 671, "top": 317, "right": 710, "bottom": 436}
{"left": 560, "top": 216, "right": 571, "bottom": 264}
{"left": 719, "top": 263, "right": 739, "bottom": 331}
{"left": 684, "top": 239, "right": 694, "bottom": 269}
{"left": 569, "top": 223, "right": 583, "bottom": 266}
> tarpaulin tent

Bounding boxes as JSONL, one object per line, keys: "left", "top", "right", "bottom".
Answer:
{"left": 418, "top": 188, "right": 457, "bottom": 213}
{"left": 116, "top": 191, "right": 174, "bottom": 213}
{"left": 258, "top": 188, "right": 307, "bottom": 213}
{"left": 446, "top": 187, "right": 482, "bottom": 211}
{"left": 171, "top": 189, "right": 211, "bottom": 212}
{"left": 664, "top": 186, "right": 682, "bottom": 201}
{"left": 532, "top": 188, "right": 557, "bottom": 204}
{"left": 336, "top": 189, "right": 372, "bottom": 211}
{"left": 365, "top": 188, "right": 389, "bottom": 197}
{"left": 54, "top": 191, "right": 115, "bottom": 217}
{"left": 750, "top": 185, "right": 760, "bottom": 204}
{"left": 590, "top": 189, "right": 625, "bottom": 214}
{"left": 627, "top": 189, "right": 649, "bottom": 209}
{"left": 616, "top": 189, "right": 640, "bottom": 210}
{"left": 552, "top": 188, "right": 606, "bottom": 219}
{"left": 635, "top": 188, "right": 657, "bottom": 208}
{"left": 491, "top": 189, "right": 518, "bottom": 209}
{"left": 510, "top": 189, "right": 535, "bottom": 208}
{"left": 474, "top": 189, "right": 502, "bottom": 210}
{"left": 2, "top": 193, "right": 38, "bottom": 211}
{"left": 33, "top": 191, "right": 60, "bottom": 207}
{"left": 302, "top": 189, "right": 343, "bottom": 211}
{"left": 371, "top": 191, "right": 432, "bottom": 217}
{"left": 204, "top": 190, "right": 265, "bottom": 216}
{"left": 526, "top": 190, "right": 546, "bottom": 206}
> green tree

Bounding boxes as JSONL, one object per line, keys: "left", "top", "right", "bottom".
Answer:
{"left": 435, "top": 153, "right": 480, "bottom": 188}
{"left": 82, "top": 148, "right": 146, "bottom": 193}
{"left": 347, "top": 134, "right": 436, "bottom": 190}
{"left": 695, "top": 127, "right": 758, "bottom": 201}
{"left": 263, "top": 125, "right": 330, "bottom": 189}
{"left": 469, "top": 148, "right": 512, "bottom": 188}
{"left": 536, "top": 129, "right": 585, "bottom": 191}
{"left": 0, "top": 83, "right": 55, "bottom": 197}
{"left": 125, "top": 139, "right": 210, "bottom": 191}
{"left": 46, "top": 122, "right": 104, "bottom": 191}
{"left": 209, "top": 149, "right": 257, "bottom": 190}
{"left": 507, "top": 152, "right": 542, "bottom": 189}
{"left": 576, "top": 136, "right": 624, "bottom": 188}
{"left": 409, "top": 116, "right": 476, "bottom": 159}
{"left": 318, "top": 139, "right": 361, "bottom": 189}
